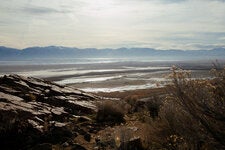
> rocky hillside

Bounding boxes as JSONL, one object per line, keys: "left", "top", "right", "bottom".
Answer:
{"left": 0, "top": 74, "right": 99, "bottom": 149}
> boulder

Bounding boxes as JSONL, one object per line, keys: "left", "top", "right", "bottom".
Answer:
{"left": 31, "top": 143, "right": 52, "bottom": 150}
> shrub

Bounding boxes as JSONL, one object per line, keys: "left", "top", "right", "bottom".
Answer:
{"left": 145, "top": 96, "right": 162, "bottom": 119}
{"left": 96, "top": 100, "right": 125, "bottom": 123}
{"left": 166, "top": 66, "right": 225, "bottom": 148}
{"left": 124, "top": 95, "right": 139, "bottom": 113}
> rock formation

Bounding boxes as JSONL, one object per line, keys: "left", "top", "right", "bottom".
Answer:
{"left": 0, "top": 74, "right": 98, "bottom": 149}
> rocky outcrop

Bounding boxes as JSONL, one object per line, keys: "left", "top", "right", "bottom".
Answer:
{"left": 0, "top": 74, "right": 98, "bottom": 149}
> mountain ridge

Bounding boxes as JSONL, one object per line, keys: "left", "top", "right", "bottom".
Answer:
{"left": 0, "top": 46, "right": 225, "bottom": 60}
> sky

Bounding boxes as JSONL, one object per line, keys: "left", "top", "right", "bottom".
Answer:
{"left": 0, "top": 0, "right": 225, "bottom": 50}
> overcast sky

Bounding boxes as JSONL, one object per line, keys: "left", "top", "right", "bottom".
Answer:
{"left": 0, "top": 0, "right": 225, "bottom": 50}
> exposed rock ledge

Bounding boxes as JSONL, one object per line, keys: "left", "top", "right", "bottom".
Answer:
{"left": 0, "top": 74, "right": 98, "bottom": 149}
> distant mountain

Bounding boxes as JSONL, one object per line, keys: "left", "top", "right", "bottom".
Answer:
{"left": 0, "top": 46, "right": 20, "bottom": 59}
{"left": 0, "top": 46, "right": 225, "bottom": 60}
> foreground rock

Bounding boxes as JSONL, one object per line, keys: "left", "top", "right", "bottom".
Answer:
{"left": 0, "top": 74, "right": 98, "bottom": 149}
{"left": 118, "top": 137, "right": 144, "bottom": 150}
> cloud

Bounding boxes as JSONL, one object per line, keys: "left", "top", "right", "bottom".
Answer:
{"left": 0, "top": 1, "right": 74, "bottom": 15}
{"left": 158, "top": 0, "right": 225, "bottom": 3}
{"left": 122, "top": 0, "right": 187, "bottom": 3}
{"left": 0, "top": 20, "right": 8, "bottom": 26}
{"left": 19, "top": 6, "right": 72, "bottom": 15}
{"left": 185, "top": 43, "right": 225, "bottom": 50}
{"left": 214, "top": 0, "right": 225, "bottom": 2}
{"left": 157, "top": 0, "right": 187, "bottom": 3}
{"left": 21, "top": 5, "right": 72, "bottom": 14}
{"left": 0, "top": 0, "right": 225, "bottom": 50}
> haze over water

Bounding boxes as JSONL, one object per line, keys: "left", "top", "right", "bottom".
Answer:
{"left": 0, "top": 58, "right": 216, "bottom": 93}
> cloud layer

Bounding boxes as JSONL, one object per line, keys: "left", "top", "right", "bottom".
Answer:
{"left": 0, "top": 0, "right": 225, "bottom": 50}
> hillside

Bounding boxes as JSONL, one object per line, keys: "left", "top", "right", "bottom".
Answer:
{"left": 0, "top": 70, "right": 225, "bottom": 149}
{"left": 0, "top": 74, "right": 98, "bottom": 149}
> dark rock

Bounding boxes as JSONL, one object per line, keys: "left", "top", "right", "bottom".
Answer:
{"left": 62, "top": 142, "right": 69, "bottom": 147}
{"left": 77, "top": 116, "right": 92, "bottom": 122}
{"left": 31, "top": 143, "right": 52, "bottom": 150}
{"left": 0, "top": 74, "right": 98, "bottom": 149}
{"left": 71, "top": 143, "right": 87, "bottom": 150}
{"left": 0, "top": 74, "right": 97, "bottom": 127}
{"left": 0, "top": 120, "right": 43, "bottom": 150}
{"left": 76, "top": 127, "right": 87, "bottom": 135}
{"left": 118, "top": 137, "right": 144, "bottom": 150}
{"left": 42, "top": 126, "right": 73, "bottom": 144}
{"left": 84, "top": 133, "right": 91, "bottom": 142}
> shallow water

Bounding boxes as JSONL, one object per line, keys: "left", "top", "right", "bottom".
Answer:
{"left": 80, "top": 84, "right": 164, "bottom": 93}
{"left": 0, "top": 59, "right": 214, "bottom": 93}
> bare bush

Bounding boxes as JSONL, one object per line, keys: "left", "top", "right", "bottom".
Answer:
{"left": 124, "top": 95, "right": 139, "bottom": 113}
{"left": 166, "top": 66, "right": 225, "bottom": 148}
{"left": 145, "top": 96, "right": 163, "bottom": 119}
{"left": 96, "top": 100, "right": 125, "bottom": 123}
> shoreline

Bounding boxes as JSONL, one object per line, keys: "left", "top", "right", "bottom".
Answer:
{"left": 94, "top": 87, "right": 167, "bottom": 99}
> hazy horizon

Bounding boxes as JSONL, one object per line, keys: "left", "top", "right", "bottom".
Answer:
{"left": 1, "top": 45, "right": 225, "bottom": 51}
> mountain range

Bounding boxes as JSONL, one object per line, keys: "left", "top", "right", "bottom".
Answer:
{"left": 0, "top": 46, "right": 225, "bottom": 60}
